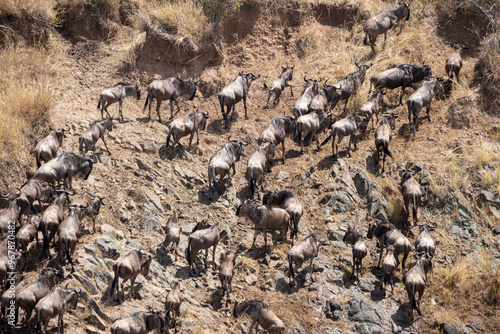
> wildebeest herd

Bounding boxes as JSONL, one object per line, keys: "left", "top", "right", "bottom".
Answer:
{"left": 0, "top": 1, "right": 471, "bottom": 333}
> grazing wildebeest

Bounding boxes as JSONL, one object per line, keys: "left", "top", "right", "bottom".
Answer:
{"left": 343, "top": 227, "right": 368, "bottom": 279}
{"left": 186, "top": 219, "right": 220, "bottom": 275}
{"left": 143, "top": 77, "right": 198, "bottom": 123}
{"left": 334, "top": 63, "right": 372, "bottom": 112}
{"left": 370, "top": 62, "right": 432, "bottom": 105}
{"left": 79, "top": 117, "right": 114, "bottom": 156}
{"left": 246, "top": 142, "right": 275, "bottom": 198}
{"left": 415, "top": 223, "right": 437, "bottom": 259}
{"left": 292, "top": 76, "right": 321, "bottom": 117}
{"left": 236, "top": 200, "right": 290, "bottom": 253}
{"left": 97, "top": 82, "right": 141, "bottom": 121}
{"left": 321, "top": 112, "right": 369, "bottom": 158}
{"left": 445, "top": 43, "right": 469, "bottom": 82}
{"left": 33, "top": 152, "right": 97, "bottom": 190}
{"left": 382, "top": 244, "right": 398, "bottom": 293}
{"left": 165, "top": 281, "right": 182, "bottom": 333}
{"left": 218, "top": 250, "right": 236, "bottom": 307}
{"left": 165, "top": 109, "right": 209, "bottom": 154}
{"left": 218, "top": 72, "right": 260, "bottom": 123}
{"left": 233, "top": 300, "right": 285, "bottom": 334}
{"left": 208, "top": 137, "right": 249, "bottom": 199}
{"left": 400, "top": 168, "right": 422, "bottom": 226}
{"left": 288, "top": 233, "right": 327, "bottom": 287}
{"left": 262, "top": 190, "right": 303, "bottom": 246}
{"left": 0, "top": 192, "right": 21, "bottom": 233}
{"left": 406, "top": 76, "right": 443, "bottom": 133}
{"left": 404, "top": 253, "right": 432, "bottom": 315}
{"left": 363, "top": 1, "right": 411, "bottom": 52}
{"left": 374, "top": 112, "right": 399, "bottom": 173}
{"left": 34, "top": 127, "right": 70, "bottom": 168}
{"left": 163, "top": 209, "right": 180, "bottom": 261}
{"left": 35, "top": 284, "right": 80, "bottom": 334}
{"left": 258, "top": 116, "right": 296, "bottom": 163}
{"left": 264, "top": 64, "right": 294, "bottom": 108}
{"left": 110, "top": 310, "right": 165, "bottom": 334}
{"left": 360, "top": 89, "right": 386, "bottom": 131}
{"left": 367, "top": 220, "right": 411, "bottom": 273}
{"left": 308, "top": 80, "right": 342, "bottom": 114}
{"left": 111, "top": 250, "right": 153, "bottom": 302}
{"left": 296, "top": 110, "right": 333, "bottom": 153}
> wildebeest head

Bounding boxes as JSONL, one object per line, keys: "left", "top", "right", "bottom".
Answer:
{"left": 139, "top": 251, "right": 153, "bottom": 276}
{"left": 228, "top": 136, "right": 250, "bottom": 161}
{"left": 199, "top": 110, "right": 209, "bottom": 131}
{"left": 421, "top": 62, "right": 432, "bottom": 77}
{"left": 398, "top": 1, "right": 411, "bottom": 20}
{"left": 135, "top": 83, "right": 141, "bottom": 100}
{"left": 283, "top": 115, "right": 296, "bottom": 134}
{"left": 452, "top": 43, "right": 470, "bottom": 51}
{"left": 280, "top": 64, "right": 294, "bottom": 81}
{"left": 400, "top": 168, "right": 415, "bottom": 186}
{"left": 186, "top": 79, "right": 198, "bottom": 100}
{"left": 304, "top": 76, "right": 321, "bottom": 95}
{"left": 80, "top": 155, "right": 98, "bottom": 180}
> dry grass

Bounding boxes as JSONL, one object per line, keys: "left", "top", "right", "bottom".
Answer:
{"left": 0, "top": 45, "right": 59, "bottom": 169}
{"left": 0, "top": 0, "right": 56, "bottom": 19}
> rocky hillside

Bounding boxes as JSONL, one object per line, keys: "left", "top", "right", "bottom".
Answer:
{"left": 0, "top": 0, "right": 499, "bottom": 333}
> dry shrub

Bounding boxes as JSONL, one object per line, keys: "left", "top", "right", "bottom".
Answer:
{"left": 0, "top": 0, "right": 55, "bottom": 19}
{"left": 474, "top": 36, "right": 500, "bottom": 115}
{"left": 0, "top": 46, "right": 57, "bottom": 166}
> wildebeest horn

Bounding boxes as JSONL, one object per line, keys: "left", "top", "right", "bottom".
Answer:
{"left": 281, "top": 65, "right": 285, "bottom": 70}
{"left": 203, "top": 111, "right": 209, "bottom": 118}
{"left": 90, "top": 156, "right": 98, "bottom": 163}
{"left": 65, "top": 283, "right": 70, "bottom": 289}
{"left": 431, "top": 222, "right": 438, "bottom": 228}
{"left": 63, "top": 126, "right": 70, "bottom": 132}
{"left": 243, "top": 139, "right": 250, "bottom": 146}
{"left": 324, "top": 79, "right": 329, "bottom": 86}
{"left": 228, "top": 135, "right": 235, "bottom": 142}
{"left": 304, "top": 75, "right": 308, "bottom": 82}
{"left": 318, "top": 78, "right": 323, "bottom": 82}
{"left": 394, "top": 109, "right": 400, "bottom": 118}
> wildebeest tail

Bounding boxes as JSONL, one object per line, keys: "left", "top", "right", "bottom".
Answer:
{"left": 97, "top": 95, "right": 102, "bottom": 109}
{"left": 35, "top": 151, "right": 42, "bottom": 169}
{"left": 382, "top": 139, "right": 393, "bottom": 158}
{"left": 288, "top": 254, "right": 295, "bottom": 279}
{"left": 78, "top": 137, "right": 84, "bottom": 155}
{"left": 110, "top": 264, "right": 120, "bottom": 297}
{"left": 363, "top": 33, "right": 369, "bottom": 46}
{"left": 412, "top": 193, "right": 417, "bottom": 223}
{"left": 166, "top": 128, "right": 172, "bottom": 149}
{"left": 36, "top": 309, "right": 42, "bottom": 334}
{"left": 186, "top": 237, "right": 193, "bottom": 265}
{"left": 222, "top": 276, "right": 228, "bottom": 295}
{"left": 143, "top": 88, "right": 153, "bottom": 111}
{"left": 263, "top": 82, "right": 268, "bottom": 89}
{"left": 65, "top": 240, "right": 74, "bottom": 272}
{"left": 218, "top": 94, "right": 226, "bottom": 120}
{"left": 169, "top": 240, "right": 176, "bottom": 253}
{"left": 249, "top": 177, "right": 255, "bottom": 198}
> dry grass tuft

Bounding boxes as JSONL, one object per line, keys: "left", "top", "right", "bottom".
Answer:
{"left": 0, "top": 0, "right": 56, "bottom": 19}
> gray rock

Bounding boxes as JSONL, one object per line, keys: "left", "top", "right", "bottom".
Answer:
{"left": 118, "top": 209, "right": 130, "bottom": 223}
{"left": 142, "top": 189, "right": 164, "bottom": 213}
{"left": 325, "top": 299, "right": 343, "bottom": 320}
{"left": 278, "top": 171, "right": 289, "bottom": 180}
{"left": 101, "top": 224, "right": 119, "bottom": 239}
{"left": 440, "top": 323, "right": 460, "bottom": 334}
{"left": 136, "top": 158, "right": 152, "bottom": 172}
{"left": 83, "top": 245, "right": 97, "bottom": 255}
{"left": 137, "top": 210, "right": 162, "bottom": 232}
{"left": 405, "top": 162, "right": 422, "bottom": 173}
{"left": 289, "top": 322, "right": 306, "bottom": 334}
{"left": 358, "top": 278, "right": 377, "bottom": 292}
{"left": 494, "top": 226, "right": 500, "bottom": 235}
{"left": 141, "top": 142, "right": 156, "bottom": 154}
{"left": 348, "top": 297, "right": 383, "bottom": 324}
{"left": 478, "top": 189, "right": 500, "bottom": 207}
{"left": 95, "top": 236, "right": 120, "bottom": 259}
{"left": 326, "top": 269, "right": 344, "bottom": 287}
{"left": 245, "top": 274, "right": 258, "bottom": 286}
{"left": 354, "top": 322, "right": 383, "bottom": 334}
{"left": 181, "top": 223, "right": 196, "bottom": 235}
{"left": 353, "top": 170, "right": 374, "bottom": 197}
{"left": 339, "top": 254, "right": 352, "bottom": 266}
{"left": 328, "top": 225, "right": 346, "bottom": 242}
{"left": 124, "top": 239, "right": 148, "bottom": 252}
{"left": 87, "top": 309, "right": 107, "bottom": 330}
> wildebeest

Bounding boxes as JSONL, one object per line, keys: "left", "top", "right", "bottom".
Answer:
{"left": 163, "top": 209, "right": 180, "bottom": 261}
{"left": 360, "top": 89, "right": 386, "bottom": 131}
{"left": 404, "top": 253, "right": 432, "bottom": 315}
{"left": 165, "top": 281, "right": 182, "bottom": 333}
{"left": 70, "top": 192, "right": 104, "bottom": 233}
{"left": 236, "top": 199, "right": 290, "bottom": 253}
{"left": 406, "top": 76, "right": 443, "bottom": 133}
{"left": 292, "top": 77, "right": 321, "bottom": 117}
{"left": 165, "top": 109, "right": 209, "bottom": 154}
{"left": 34, "top": 284, "right": 80, "bottom": 334}
{"left": 186, "top": 219, "right": 220, "bottom": 275}
{"left": 111, "top": 250, "right": 153, "bottom": 302}
{"left": 14, "top": 268, "right": 58, "bottom": 328}
{"left": 374, "top": 112, "right": 399, "bottom": 173}
{"left": 308, "top": 80, "right": 342, "bottom": 114}
{"left": 208, "top": 137, "right": 249, "bottom": 199}
{"left": 1, "top": 275, "right": 27, "bottom": 320}
{"left": 34, "top": 127, "right": 70, "bottom": 168}
{"left": 233, "top": 300, "right": 285, "bottom": 334}
{"left": 0, "top": 251, "right": 25, "bottom": 290}
{"left": 334, "top": 63, "right": 372, "bottom": 112}
{"left": 79, "top": 117, "right": 114, "bottom": 156}
{"left": 33, "top": 152, "right": 97, "bottom": 190}
{"left": 0, "top": 192, "right": 21, "bottom": 234}
{"left": 16, "top": 178, "right": 51, "bottom": 216}
{"left": 57, "top": 203, "right": 88, "bottom": 272}
{"left": 321, "top": 113, "right": 369, "bottom": 158}
{"left": 110, "top": 310, "right": 165, "bottom": 334}
{"left": 246, "top": 142, "right": 275, "bottom": 198}
{"left": 363, "top": 1, "right": 411, "bottom": 52}
{"left": 264, "top": 64, "right": 294, "bottom": 108}
{"left": 367, "top": 220, "right": 411, "bottom": 273}
{"left": 97, "top": 82, "right": 141, "bottom": 121}
{"left": 400, "top": 168, "right": 422, "bottom": 226}
{"left": 343, "top": 227, "right": 368, "bottom": 279}
{"left": 382, "top": 244, "right": 398, "bottom": 292}
{"left": 143, "top": 77, "right": 197, "bottom": 123}
{"left": 16, "top": 214, "right": 41, "bottom": 253}
{"left": 296, "top": 110, "right": 333, "bottom": 153}
{"left": 370, "top": 62, "right": 432, "bottom": 105}
{"left": 218, "top": 250, "right": 236, "bottom": 307}
{"left": 445, "top": 43, "right": 469, "bottom": 82}
{"left": 262, "top": 190, "right": 303, "bottom": 246}
{"left": 41, "top": 190, "right": 72, "bottom": 257}
{"left": 258, "top": 116, "right": 296, "bottom": 163}
{"left": 218, "top": 72, "right": 260, "bottom": 123}
{"left": 415, "top": 223, "right": 437, "bottom": 259}
{"left": 288, "top": 233, "right": 327, "bottom": 287}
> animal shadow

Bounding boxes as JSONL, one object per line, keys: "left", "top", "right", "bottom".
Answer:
{"left": 317, "top": 155, "right": 335, "bottom": 170}
{"left": 209, "top": 289, "right": 224, "bottom": 310}
{"left": 391, "top": 303, "right": 414, "bottom": 328}
{"left": 284, "top": 149, "right": 302, "bottom": 160}
{"left": 207, "top": 119, "right": 231, "bottom": 135}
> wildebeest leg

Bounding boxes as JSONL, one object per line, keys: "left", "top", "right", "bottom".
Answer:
{"left": 382, "top": 147, "right": 386, "bottom": 174}
{"left": 170, "top": 100, "right": 175, "bottom": 119}
{"left": 347, "top": 134, "right": 354, "bottom": 157}
{"left": 289, "top": 84, "right": 294, "bottom": 97}
{"left": 310, "top": 257, "right": 315, "bottom": 282}
{"left": 121, "top": 281, "right": 125, "bottom": 301}
{"left": 204, "top": 248, "right": 209, "bottom": 269}
{"left": 399, "top": 86, "right": 406, "bottom": 105}
{"left": 196, "top": 128, "right": 200, "bottom": 145}
{"left": 263, "top": 226, "right": 269, "bottom": 253}
{"left": 377, "top": 247, "right": 383, "bottom": 268}
{"left": 129, "top": 276, "right": 136, "bottom": 298}
{"left": 266, "top": 90, "right": 273, "bottom": 108}
{"left": 175, "top": 100, "right": 181, "bottom": 117}
{"left": 383, "top": 31, "right": 387, "bottom": 48}
{"left": 426, "top": 104, "right": 431, "bottom": 121}
{"left": 404, "top": 198, "right": 410, "bottom": 224}
{"left": 212, "top": 243, "right": 217, "bottom": 271}
{"left": 281, "top": 141, "right": 286, "bottom": 163}
{"left": 274, "top": 90, "right": 281, "bottom": 106}
{"left": 243, "top": 96, "right": 248, "bottom": 119}
{"left": 156, "top": 100, "right": 163, "bottom": 124}
{"left": 101, "top": 136, "right": 111, "bottom": 155}
{"left": 188, "top": 131, "right": 195, "bottom": 150}
{"left": 343, "top": 98, "right": 349, "bottom": 113}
